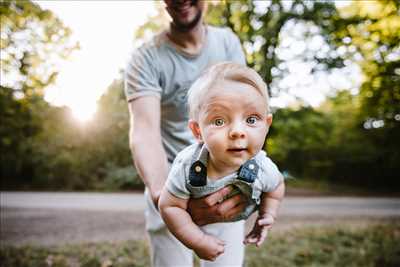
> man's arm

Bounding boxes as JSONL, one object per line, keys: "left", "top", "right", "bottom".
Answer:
{"left": 128, "top": 96, "right": 168, "bottom": 206}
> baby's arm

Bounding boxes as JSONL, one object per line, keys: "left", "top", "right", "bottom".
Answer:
{"left": 244, "top": 180, "right": 285, "bottom": 247}
{"left": 158, "top": 189, "right": 225, "bottom": 261}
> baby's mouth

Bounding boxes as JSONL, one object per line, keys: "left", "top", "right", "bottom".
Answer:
{"left": 227, "top": 148, "right": 247, "bottom": 152}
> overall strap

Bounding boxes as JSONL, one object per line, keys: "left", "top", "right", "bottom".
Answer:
{"left": 189, "top": 144, "right": 208, "bottom": 186}
{"left": 237, "top": 159, "right": 259, "bottom": 183}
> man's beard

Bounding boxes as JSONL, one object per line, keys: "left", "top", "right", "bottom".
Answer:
{"left": 172, "top": 9, "right": 202, "bottom": 32}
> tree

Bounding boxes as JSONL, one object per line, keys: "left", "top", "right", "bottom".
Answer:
{"left": 328, "top": 0, "right": 400, "bottom": 187}
{"left": 208, "top": 1, "right": 345, "bottom": 95}
{"left": 0, "top": 0, "right": 77, "bottom": 188}
{"left": 27, "top": 76, "right": 141, "bottom": 191}
{"left": 1, "top": 0, "right": 77, "bottom": 95}
{"left": 268, "top": 106, "right": 333, "bottom": 180}
{"left": 332, "top": 0, "right": 400, "bottom": 125}
{"left": 94, "top": 77, "right": 141, "bottom": 190}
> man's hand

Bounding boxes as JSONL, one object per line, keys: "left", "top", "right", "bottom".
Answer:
{"left": 243, "top": 213, "right": 274, "bottom": 247}
{"left": 187, "top": 185, "right": 247, "bottom": 226}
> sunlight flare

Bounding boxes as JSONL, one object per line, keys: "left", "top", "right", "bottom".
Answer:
{"left": 70, "top": 101, "right": 97, "bottom": 122}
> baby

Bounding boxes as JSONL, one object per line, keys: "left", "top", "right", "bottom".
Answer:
{"left": 159, "top": 62, "right": 285, "bottom": 262}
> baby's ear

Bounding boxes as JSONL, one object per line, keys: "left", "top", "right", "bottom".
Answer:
{"left": 266, "top": 114, "right": 273, "bottom": 127}
{"left": 189, "top": 120, "right": 203, "bottom": 142}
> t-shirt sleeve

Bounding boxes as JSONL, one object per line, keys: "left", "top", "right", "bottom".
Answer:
{"left": 225, "top": 28, "right": 246, "bottom": 65}
{"left": 124, "top": 47, "right": 162, "bottom": 102}
{"left": 259, "top": 156, "right": 284, "bottom": 192}
{"left": 165, "top": 157, "right": 191, "bottom": 199}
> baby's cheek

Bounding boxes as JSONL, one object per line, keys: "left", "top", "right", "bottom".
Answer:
{"left": 205, "top": 128, "right": 225, "bottom": 140}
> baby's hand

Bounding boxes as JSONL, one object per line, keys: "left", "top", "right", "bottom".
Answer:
{"left": 193, "top": 233, "right": 225, "bottom": 261}
{"left": 244, "top": 213, "right": 275, "bottom": 247}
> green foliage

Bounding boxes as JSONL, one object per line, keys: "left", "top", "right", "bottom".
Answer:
{"left": 103, "top": 165, "right": 140, "bottom": 191}
{"left": 0, "top": 0, "right": 77, "bottom": 95}
{"left": 327, "top": 1, "right": 399, "bottom": 187}
{"left": 332, "top": 1, "right": 400, "bottom": 122}
{"left": 1, "top": 224, "right": 398, "bottom": 267}
{"left": 22, "top": 78, "right": 140, "bottom": 191}
{"left": 268, "top": 106, "right": 333, "bottom": 179}
{"left": 0, "top": 1, "right": 140, "bottom": 191}
{"left": 0, "top": 87, "right": 39, "bottom": 187}
{"left": 0, "top": 0, "right": 77, "bottom": 187}
{"left": 1, "top": 74, "right": 141, "bottom": 190}
{"left": 271, "top": 89, "right": 399, "bottom": 188}
{"left": 0, "top": 1, "right": 75, "bottom": 188}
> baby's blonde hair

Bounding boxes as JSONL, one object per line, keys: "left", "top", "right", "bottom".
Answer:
{"left": 188, "top": 62, "right": 270, "bottom": 120}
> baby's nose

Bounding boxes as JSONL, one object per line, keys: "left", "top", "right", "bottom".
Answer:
{"left": 229, "top": 123, "right": 246, "bottom": 139}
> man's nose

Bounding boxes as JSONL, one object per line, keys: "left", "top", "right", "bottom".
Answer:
{"left": 229, "top": 122, "right": 246, "bottom": 139}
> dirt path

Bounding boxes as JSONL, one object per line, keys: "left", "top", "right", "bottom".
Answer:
{"left": 1, "top": 192, "right": 399, "bottom": 247}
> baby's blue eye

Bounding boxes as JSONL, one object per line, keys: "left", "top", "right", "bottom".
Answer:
{"left": 214, "top": 118, "right": 224, "bottom": 126}
{"left": 246, "top": 116, "right": 258, "bottom": 125}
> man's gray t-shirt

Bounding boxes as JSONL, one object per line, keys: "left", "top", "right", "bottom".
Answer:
{"left": 124, "top": 25, "right": 246, "bottom": 163}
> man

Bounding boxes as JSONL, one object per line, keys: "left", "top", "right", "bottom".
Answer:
{"left": 125, "top": 0, "right": 247, "bottom": 266}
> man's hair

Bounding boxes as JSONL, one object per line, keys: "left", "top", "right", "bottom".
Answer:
{"left": 187, "top": 62, "right": 270, "bottom": 120}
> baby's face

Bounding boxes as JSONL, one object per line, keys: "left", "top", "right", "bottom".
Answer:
{"left": 196, "top": 80, "right": 271, "bottom": 173}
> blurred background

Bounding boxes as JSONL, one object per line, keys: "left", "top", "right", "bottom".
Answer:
{"left": 1, "top": 1, "right": 399, "bottom": 266}
{"left": 1, "top": 0, "right": 399, "bottom": 192}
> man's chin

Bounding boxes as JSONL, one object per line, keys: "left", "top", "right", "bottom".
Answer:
{"left": 172, "top": 11, "right": 202, "bottom": 32}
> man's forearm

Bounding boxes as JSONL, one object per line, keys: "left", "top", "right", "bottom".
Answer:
{"left": 130, "top": 133, "right": 169, "bottom": 199}
{"left": 128, "top": 96, "right": 167, "bottom": 202}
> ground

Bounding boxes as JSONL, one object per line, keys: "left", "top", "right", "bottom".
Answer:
{"left": 1, "top": 191, "right": 399, "bottom": 247}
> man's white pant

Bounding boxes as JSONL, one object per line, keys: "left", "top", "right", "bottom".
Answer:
{"left": 145, "top": 190, "right": 245, "bottom": 267}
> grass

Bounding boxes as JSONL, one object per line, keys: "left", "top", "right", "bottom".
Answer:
{"left": 1, "top": 224, "right": 399, "bottom": 267}
{"left": 245, "top": 223, "right": 400, "bottom": 267}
